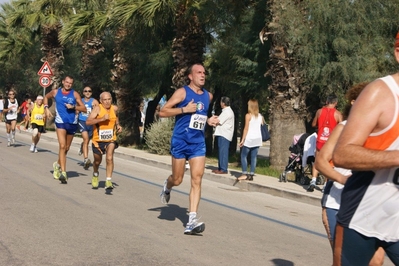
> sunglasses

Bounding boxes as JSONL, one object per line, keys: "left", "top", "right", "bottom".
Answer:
{"left": 83, "top": 90, "right": 92, "bottom": 93}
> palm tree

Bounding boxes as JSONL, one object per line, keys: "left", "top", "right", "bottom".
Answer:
{"left": 59, "top": 0, "right": 111, "bottom": 92}
{"left": 0, "top": 2, "right": 43, "bottom": 93}
{"left": 0, "top": 3, "right": 34, "bottom": 60}
{"left": 259, "top": 0, "right": 309, "bottom": 169}
{"left": 112, "top": 0, "right": 206, "bottom": 89}
{"left": 7, "top": 0, "right": 73, "bottom": 87}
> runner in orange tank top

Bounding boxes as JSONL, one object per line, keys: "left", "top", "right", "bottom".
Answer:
{"left": 86, "top": 92, "right": 122, "bottom": 190}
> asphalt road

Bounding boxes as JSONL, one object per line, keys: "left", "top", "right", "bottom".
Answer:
{"left": 0, "top": 133, "right": 394, "bottom": 266}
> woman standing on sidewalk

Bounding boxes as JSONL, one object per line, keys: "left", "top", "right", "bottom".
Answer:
{"left": 238, "top": 99, "right": 264, "bottom": 181}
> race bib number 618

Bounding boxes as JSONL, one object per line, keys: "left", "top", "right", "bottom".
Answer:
{"left": 189, "top": 114, "right": 207, "bottom": 131}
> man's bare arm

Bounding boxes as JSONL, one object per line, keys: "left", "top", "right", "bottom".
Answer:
{"left": 333, "top": 80, "right": 399, "bottom": 170}
{"left": 315, "top": 124, "right": 349, "bottom": 185}
{"left": 311, "top": 109, "right": 320, "bottom": 128}
{"left": 159, "top": 88, "right": 187, "bottom": 117}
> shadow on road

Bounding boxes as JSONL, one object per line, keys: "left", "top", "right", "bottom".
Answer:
{"left": 148, "top": 204, "right": 188, "bottom": 226}
{"left": 270, "top": 258, "right": 294, "bottom": 266}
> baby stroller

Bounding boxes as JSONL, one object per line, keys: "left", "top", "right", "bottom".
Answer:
{"left": 279, "top": 132, "right": 325, "bottom": 186}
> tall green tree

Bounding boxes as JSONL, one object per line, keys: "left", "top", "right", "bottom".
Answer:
{"left": 208, "top": 0, "right": 269, "bottom": 154}
{"left": 0, "top": 2, "right": 45, "bottom": 96}
{"left": 263, "top": 0, "right": 399, "bottom": 168}
{"left": 111, "top": 0, "right": 255, "bottom": 145}
{"left": 7, "top": 0, "right": 73, "bottom": 87}
{"left": 60, "top": 0, "right": 113, "bottom": 93}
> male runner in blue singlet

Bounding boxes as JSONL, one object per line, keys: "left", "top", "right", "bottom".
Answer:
{"left": 159, "top": 63, "right": 218, "bottom": 235}
{"left": 44, "top": 76, "right": 87, "bottom": 184}
{"left": 78, "top": 86, "right": 98, "bottom": 169}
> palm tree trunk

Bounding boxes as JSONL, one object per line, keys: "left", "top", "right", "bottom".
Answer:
{"left": 81, "top": 36, "right": 105, "bottom": 92}
{"left": 41, "top": 23, "right": 64, "bottom": 88}
{"left": 264, "top": 44, "right": 309, "bottom": 170}
{"left": 111, "top": 27, "right": 143, "bottom": 145}
{"left": 171, "top": 4, "right": 205, "bottom": 89}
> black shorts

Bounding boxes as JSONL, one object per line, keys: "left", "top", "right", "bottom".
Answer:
{"left": 31, "top": 123, "right": 45, "bottom": 133}
{"left": 5, "top": 119, "right": 16, "bottom": 124}
{"left": 92, "top": 142, "right": 119, "bottom": 155}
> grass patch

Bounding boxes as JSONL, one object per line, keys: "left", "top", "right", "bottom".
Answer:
{"left": 207, "top": 151, "right": 280, "bottom": 178}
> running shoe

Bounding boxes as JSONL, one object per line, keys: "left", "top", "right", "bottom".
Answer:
{"left": 307, "top": 180, "right": 316, "bottom": 192}
{"left": 11, "top": 138, "right": 15, "bottom": 146}
{"left": 34, "top": 148, "right": 38, "bottom": 153}
{"left": 7, "top": 141, "right": 10, "bottom": 147}
{"left": 184, "top": 217, "right": 205, "bottom": 235}
{"left": 92, "top": 173, "right": 99, "bottom": 189}
{"left": 105, "top": 179, "right": 113, "bottom": 189}
{"left": 78, "top": 142, "right": 83, "bottom": 156}
{"left": 59, "top": 171, "right": 68, "bottom": 184}
{"left": 160, "top": 179, "right": 170, "bottom": 204}
{"left": 83, "top": 158, "right": 91, "bottom": 170}
{"left": 29, "top": 144, "right": 35, "bottom": 152}
{"left": 53, "top": 162, "right": 61, "bottom": 180}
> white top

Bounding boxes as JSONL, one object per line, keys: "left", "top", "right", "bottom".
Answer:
{"left": 0, "top": 99, "right": 3, "bottom": 110}
{"left": 5, "top": 99, "right": 18, "bottom": 120}
{"left": 302, "top": 132, "right": 317, "bottom": 168}
{"left": 324, "top": 121, "right": 350, "bottom": 210}
{"left": 141, "top": 111, "right": 145, "bottom": 124}
{"left": 243, "top": 114, "right": 262, "bottom": 148}
{"left": 214, "top": 106, "right": 235, "bottom": 141}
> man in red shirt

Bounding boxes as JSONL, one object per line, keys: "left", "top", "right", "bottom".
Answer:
{"left": 308, "top": 94, "right": 343, "bottom": 192}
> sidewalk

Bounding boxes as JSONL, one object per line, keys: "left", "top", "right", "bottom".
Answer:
{"left": 16, "top": 126, "right": 324, "bottom": 207}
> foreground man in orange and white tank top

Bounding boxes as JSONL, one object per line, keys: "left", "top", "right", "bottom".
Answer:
{"left": 86, "top": 92, "right": 122, "bottom": 190}
{"left": 333, "top": 32, "right": 399, "bottom": 266}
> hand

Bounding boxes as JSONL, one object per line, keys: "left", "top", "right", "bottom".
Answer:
{"left": 184, "top": 99, "right": 197, "bottom": 113}
{"left": 207, "top": 115, "right": 218, "bottom": 127}
{"left": 65, "top": 103, "right": 75, "bottom": 109}
{"left": 102, "top": 114, "right": 109, "bottom": 121}
{"left": 239, "top": 141, "right": 244, "bottom": 148}
{"left": 116, "top": 125, "right": 122, "bottom": 133}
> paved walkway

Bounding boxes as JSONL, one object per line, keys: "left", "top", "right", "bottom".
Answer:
{"left": 13, "top": 125, "right": 324, "bottom": 206}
